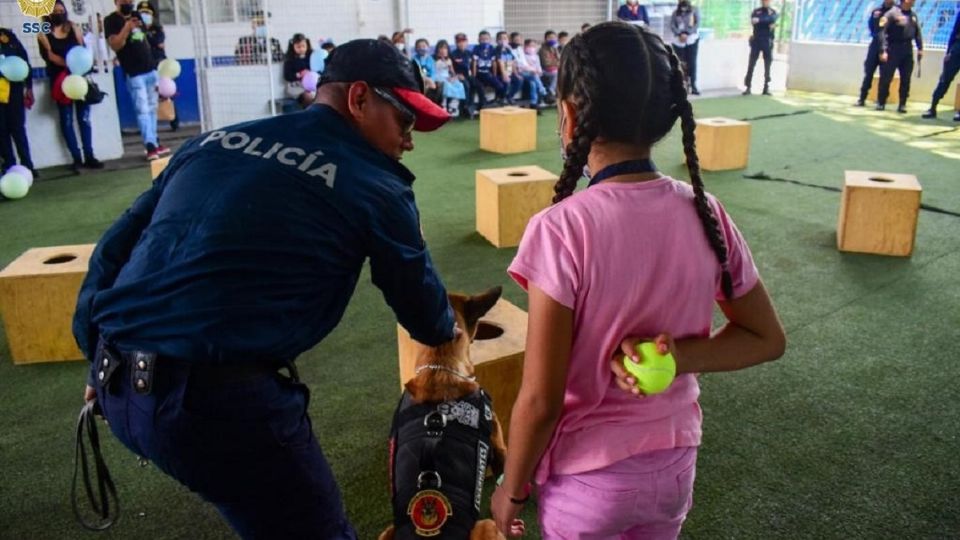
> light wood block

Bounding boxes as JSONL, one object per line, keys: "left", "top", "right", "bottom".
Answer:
{"left": 837, "top": 171, "right": 921, "bottom": 257}
{"left": 695, "top": 117, "right": 751, "bottom": 171}
{"left": 151, "top": 156, "right": 171, "bottom": 179}
{"left": 479, "top": 106, "right": 537, "bottom": 154}
{"left": 398, "top": 299, "right": 527, "bottom": 441}
{"left": 868, "top": 73, "right": 900, "bottom": 103}
{"left": 0, "top": 245, "right": 96, "bottom": 364}
{"left": 476, "top": 165, "right": 557, "bottom": 248}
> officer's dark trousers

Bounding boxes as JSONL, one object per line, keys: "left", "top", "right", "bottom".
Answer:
{"left": 878, "top": 44, "right": 914, "bottom": 106}
{"left": 930, "top": 48, "right": 960, "bottom": 108}
{"left": 859, "top": 41, "right": 883, "bottom": 102}
{"left": 98, "top": 353, "right": 357, "bottom": 539}
{"left": 0, "top": 86, "right": 34, "bottom": 171}
{"left": 744, "top": 38, "right": 773, "bottom": 89}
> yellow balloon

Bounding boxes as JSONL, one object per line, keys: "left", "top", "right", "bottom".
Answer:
{"left": 158, "top": 58, "right": 182, "bottom": 79}
{"left": 62, "top": 74, "right": 89, "bottom": 100}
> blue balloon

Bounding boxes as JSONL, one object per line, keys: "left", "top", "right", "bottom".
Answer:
{"left": 0, "top": 56, "right": 30, "bottom": 83}
{"left": 310, "top": 49, "right": 327, "bottom": 73}
{"left": 66, "top": 46, "right": 94, "bottom": 75}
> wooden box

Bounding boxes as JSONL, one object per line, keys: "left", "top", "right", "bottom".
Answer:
{"left": 695, "top": 117, "right": 751, "bottom": 171}
{"left": 397, "top": 299, "right": 527, "bottom": 441}
{"left": 868, "top": 73, "right": 900, "bottom": 103}
{"left": 476, "top": 166, "right": 557, "bottom": 248}
{"left": 837, "top": 171, "right": 921, "bottom": 257}
{"left": 480, "top": 106, "right": 537, "bottom": 154}
{"left": 151, "top": 156, "right": 171, "bottom": 179}
{"left": 0, "top": 245, "right": 96, "bottom": 364}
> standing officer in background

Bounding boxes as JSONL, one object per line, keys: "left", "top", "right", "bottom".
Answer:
{"left": 922, "top": 9, "right": 960, "bottom": 120}
{"left": 0, "top": 27, "right": 36, "bottom": 177}
{"left": 743, "top": 0, "right": 778, "bottom": 95}
{"left": 75, "top": 39, "right": 457, "bottom": 539}
{"left": 857, "top": 0, "right": 896, "bottom": 106}
{"left": 876, "top": 0, "right": 923, "bottom": 112}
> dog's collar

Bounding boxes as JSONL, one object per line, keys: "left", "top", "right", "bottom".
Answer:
{"left": 414, "top": 364, "right": 476, "bottom": 382}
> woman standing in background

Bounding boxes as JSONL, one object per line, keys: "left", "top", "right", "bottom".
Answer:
{"left": 38, "top": 0, "right": 103, "bottom": 173}
{"left": 671, "top": 0, "right": 701, "bottom": 95}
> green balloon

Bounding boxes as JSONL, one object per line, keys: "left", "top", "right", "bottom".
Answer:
{"left": 0, "top": 172, "right": 30, "bottom": 199}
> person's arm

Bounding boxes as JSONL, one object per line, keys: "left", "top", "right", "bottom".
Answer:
{"left": 671, "top": 13, "right": 682, "bottom": 36}
{"left": 692, "top": 7, "right": 701, "bottom": 34}
{"left": 107, "top": 15, "right": 137, "bottom": 52}
{"left": 282, "top": 59, "right": 298, "bottom": 82}
{"left": 915, "top": 17, "right": 923, "bottom": 55}
{"left": 880, "top": 11, "right": 892, "bottom": 56}
{"left": 641, "top": 6, "right": 650, "bottom": 25}
{"left": 367, "top": 188, "right": 456, "bottom": 347}
{"left": 73, "top": 175, "right": 169, "bottom": 360}
{"left": 491, "top": 283, "right": 571, "bottom": 536}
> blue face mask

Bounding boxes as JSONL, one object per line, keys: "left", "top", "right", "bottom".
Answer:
{"left": 140, "top": 13, "right": 153, "bottom": 27}
{"left": 255, "top": 25, "right": 267, "bottom": 39}
{"left": 547, "top": 39, "right": 558, "bottom": 47}
{"left": 416, "top": 48, "right": 428, "bottom": 56}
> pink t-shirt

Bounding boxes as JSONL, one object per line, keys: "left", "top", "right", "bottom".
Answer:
{"left": 508, "top": 177, "right": 759, "bottom": 484}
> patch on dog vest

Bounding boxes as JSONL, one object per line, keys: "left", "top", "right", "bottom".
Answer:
{"left": 407, "top": 489, "right": 452, "bottom": 537}
{"left": 474, "top": 440, "right": 489, "bottom": 511}
{"left": 437, "top": 400, "right": 480, "bottom": 429}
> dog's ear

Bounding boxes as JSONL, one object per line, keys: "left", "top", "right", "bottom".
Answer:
{"left": 463, "top": 286, "right": 502, "bottom": 331}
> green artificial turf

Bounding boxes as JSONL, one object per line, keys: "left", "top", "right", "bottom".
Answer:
{"left": 1, "top": 92, "right": 958, "bottom": 539}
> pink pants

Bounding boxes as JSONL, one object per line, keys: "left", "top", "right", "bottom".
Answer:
{"left": 537, "top": 446, "right": 698, "bottom": 540}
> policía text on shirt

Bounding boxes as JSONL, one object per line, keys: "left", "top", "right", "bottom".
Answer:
{"left": 200, "top": 130, "right": 338, "bottom": 188}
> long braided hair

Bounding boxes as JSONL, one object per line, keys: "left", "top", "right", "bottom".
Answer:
{"left": 554, "top": 22, "right": 733, "bottom": 298}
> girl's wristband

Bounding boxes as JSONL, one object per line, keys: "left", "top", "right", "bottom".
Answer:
{"left": 496, "top": 474, "right": 531, "bottom": 505}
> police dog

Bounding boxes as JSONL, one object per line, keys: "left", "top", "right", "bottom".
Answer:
{"left": 379, "top": 287, "right": 508, "bottom": 540}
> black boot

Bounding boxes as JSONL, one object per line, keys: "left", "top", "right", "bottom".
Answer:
{"left": 954, "top": 111, "right": 960, "bottom": 122}
{"left": 762, "top": 86, "right": 772, "bottom": 96}
{"left": 855, "top": 98, "right": 866, "bottom": 107}
{"left": 70, "top": 159, "right": 82, "bottom": 174}
{"left": 921, "top": 108, "right": 936, "bottom": 119}
{"left": 83, "top": 157, "right": 105, "bottom": 169}
{"left": 690, "top": 86, "right": 700, "bottom": 96}
{"left": 897, "top": 103, "right": 907, "bottom": 114}
{"left": 875, "top": 103, "right": 886, "bottom": 111}
{"left": 742, "top": 87, "right": 751, "bottom": 96}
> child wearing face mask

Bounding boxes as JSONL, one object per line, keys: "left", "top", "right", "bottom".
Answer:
{"left": 433, "top": 40, "right": 467, "bottom": 116}
{"left": 494, "top": 31, "right": 523, "bottom": 105}
{"left": 521, "top": 38, "right": 550, "bottom": 109}
{"left": 540, "top": 30, "right": 561, "bottom": 97}
{"left": 472, "top": 31, "right": 506, "bottom": 106}
{"left": 283, "top": 33, "right": 314, "bottom": 108}
{"left": 412, "top": 38, "right": 438, "bottom": 96}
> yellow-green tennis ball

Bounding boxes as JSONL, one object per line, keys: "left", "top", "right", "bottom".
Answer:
{"left": 622, "top": 342, "right": 676, "bottom": 395}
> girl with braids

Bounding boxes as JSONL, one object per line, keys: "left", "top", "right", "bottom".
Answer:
{"left": 491, "top": 22, "right": 785, "bottom": 539}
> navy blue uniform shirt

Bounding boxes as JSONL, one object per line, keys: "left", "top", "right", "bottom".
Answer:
{"left": 750, "top": 7, "right": 779, "bottom": 42}
{"left": 947, "top": 11, "right": 960, "bottom": 54}
{"left": 881, "top": 7, "right": 923, "bottom": 52}
{"left": 868, "top": 4, "right": 895, "bottom": 38}
{"left": 74, "top": 104, "right": 455, "bottom": 364}
{"left": 617, "top": 3, "right": 650, "bottom": 24}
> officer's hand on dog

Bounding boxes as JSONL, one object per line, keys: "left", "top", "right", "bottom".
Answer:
{"left": 84, "top": 385, "right": 97, "bottom": 403}
{"left": 491, "top": 486, "right": 526, "bottom": 538}
{"left": 611, "top": 333, "right": 676, "bottom": 398}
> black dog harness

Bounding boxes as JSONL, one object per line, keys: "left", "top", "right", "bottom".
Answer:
{"left": 389, "top": 389, "right": 494, "bottom": 538}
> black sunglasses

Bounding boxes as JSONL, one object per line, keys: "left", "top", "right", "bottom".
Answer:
{"left": 372, "top": 87, "right": 416, "bottom": 135}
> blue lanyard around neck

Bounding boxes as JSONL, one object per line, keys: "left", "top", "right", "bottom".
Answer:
{"left": 587, "top": 158, "right": 658, "bottom": 187}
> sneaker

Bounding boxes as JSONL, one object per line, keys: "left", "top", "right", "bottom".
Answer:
{"left": 156, "top": 145, "right": 172, "bottom": 157}
{"left": 170, "top": 118, "right": 180, "bottom": 132}
{"left": 83, "top": 157, "right": 105, "bottom": 169}
{"left": 921, "top": 109, "right": 936, "bottom": 119}
{"left": 954, "top": 112, "right": 960, "bottom": 122}
{"left": 70, "top": 159, "right": 82, "bottom": 174}
{"left": 742, "top": 88, "right": 751, "bottom": 96}
{"left": 145, "top": 143, "right": 159, "bottom": 161}
{"left": 29, "top": 169, "right": 39, "bottom": 180}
